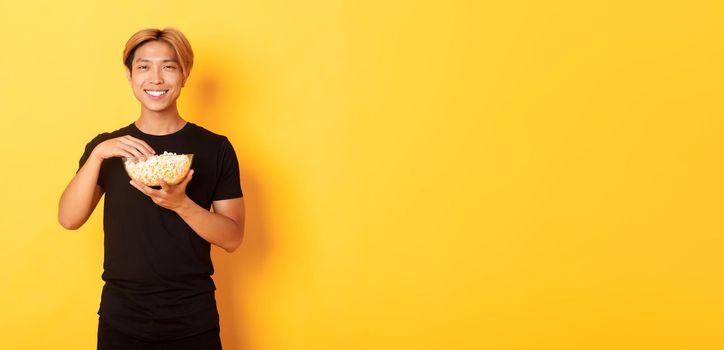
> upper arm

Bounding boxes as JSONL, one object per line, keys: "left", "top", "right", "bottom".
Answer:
{"left": 212, "top": 197, "right": 245, "bottom": 230}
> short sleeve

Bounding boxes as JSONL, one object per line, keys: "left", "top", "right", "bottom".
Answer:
{"left": 77, "top": 134, "right": 105, "bottom": 188}
{"left": 212, "top": 137, "right": 243, "bottom": 201}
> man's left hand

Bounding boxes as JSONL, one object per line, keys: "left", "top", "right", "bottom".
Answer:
{"left": 130, "top": 169, "right": 194, "bottom": 212}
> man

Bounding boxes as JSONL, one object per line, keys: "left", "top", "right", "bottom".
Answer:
{"left": 58, "top": 27, "right": 245, "bottom": 349}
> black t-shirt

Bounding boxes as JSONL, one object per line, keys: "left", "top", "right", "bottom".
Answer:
{"left": 77, "top": 121, "right": 243, "bottom": 341}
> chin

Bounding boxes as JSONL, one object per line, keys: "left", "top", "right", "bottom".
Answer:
{"left": 146, "top": 105, "right": 172, "bottom": 112}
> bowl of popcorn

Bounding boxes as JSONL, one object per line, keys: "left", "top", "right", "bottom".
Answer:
{"left": 123, "top": 151, "right": 194, "bottom": 186}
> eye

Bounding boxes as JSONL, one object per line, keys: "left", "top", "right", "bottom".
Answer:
{"left": 164, "top": 65, "right": 176, "bottom": 70}
{"left": 137, "top": 65, "right": 148, "bottom": 70}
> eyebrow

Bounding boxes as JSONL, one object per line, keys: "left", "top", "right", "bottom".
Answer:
{"left": 134, "top": 58, "right": 178, "bottom": 64}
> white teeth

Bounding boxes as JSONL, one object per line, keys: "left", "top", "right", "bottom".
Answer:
{"left": 145, "top": 90, "right": 167, "bottom": 97}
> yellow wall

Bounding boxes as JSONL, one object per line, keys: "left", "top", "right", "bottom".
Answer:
{"left": 1, "top": 0, "right": 723, "bottom": 349}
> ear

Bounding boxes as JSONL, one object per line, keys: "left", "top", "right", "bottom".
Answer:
{"left": 126, "top": 68, "right": 132, "bottom": 83}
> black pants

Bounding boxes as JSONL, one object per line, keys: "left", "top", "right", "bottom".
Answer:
{"left": 97, "top": 317, "right": 222, "bottom": 350}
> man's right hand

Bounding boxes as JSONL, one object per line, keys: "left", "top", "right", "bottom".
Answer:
{"left": 92, "top": 135, "right": 156, "bottom": 162}
{"left": 59, "top": 135, "right": 154, "bottom": 230}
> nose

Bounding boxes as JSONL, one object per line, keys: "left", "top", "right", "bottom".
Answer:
{"left": 150, "top": 67, "right": 164, "bottom": 84}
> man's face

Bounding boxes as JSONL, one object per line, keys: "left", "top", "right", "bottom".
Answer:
{"left": 126, "top": 40, "right": 184, "bottom": 113}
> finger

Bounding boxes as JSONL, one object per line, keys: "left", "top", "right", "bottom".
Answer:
{"left": 118, "top": 143, "right": 143, "bottom": 159}
{"left": 119, "top": 139, "right": 151, "bottom": 158}
{"left": 117, "top": 149, "right": 135, "bottom": 160}
{"left": 129, "top": 180, "right": 149, "bottom": 195}
{"left": 124, "top": 145, "right": 148, "bottom": 163}
{"left": 181, "top": 169, "right": 194, "bottom": 186}
{"left": 120, "top": 136, "right": 153, "bottom": 156}
{"left": 160, "top": 179, "right": 170, "bottom": 192}
{"left": 130, "top": 179, "right": 160, "bottom": 197}
{"left": 124, "top": 135, "right": 156, "bottom": 155}
{"left": 171, "top": 170, "right": 193, "bottom": 190}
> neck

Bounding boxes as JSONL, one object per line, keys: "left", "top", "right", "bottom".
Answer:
{"left": 136, "top": 105, "right": 186, "bottom": 135}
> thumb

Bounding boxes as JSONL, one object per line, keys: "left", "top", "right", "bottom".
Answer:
{"left": 181, "top": 169, "right": 194, "bottom": 186}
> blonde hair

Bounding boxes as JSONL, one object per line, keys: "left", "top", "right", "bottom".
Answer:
{"left": 123, "top": 27, "right": 194, "bottom": 83}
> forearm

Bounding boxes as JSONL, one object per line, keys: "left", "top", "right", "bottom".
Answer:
{"left": 175, "top": 197, "right": 244, "bottom": 252}
{"left": 58, "top": 153, "right": 104, "bottom": 230}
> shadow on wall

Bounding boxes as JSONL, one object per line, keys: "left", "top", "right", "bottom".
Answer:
{"left": 185, "top": 46, "right": 271, "bottom": 350}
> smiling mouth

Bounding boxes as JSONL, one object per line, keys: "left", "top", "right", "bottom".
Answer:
{"left": 144, "top": 89, "right": 168, "bottom": 97}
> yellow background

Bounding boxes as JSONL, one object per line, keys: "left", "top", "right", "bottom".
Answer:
{"left": 1, "top": 0, "right": 723, "bottom": 349}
